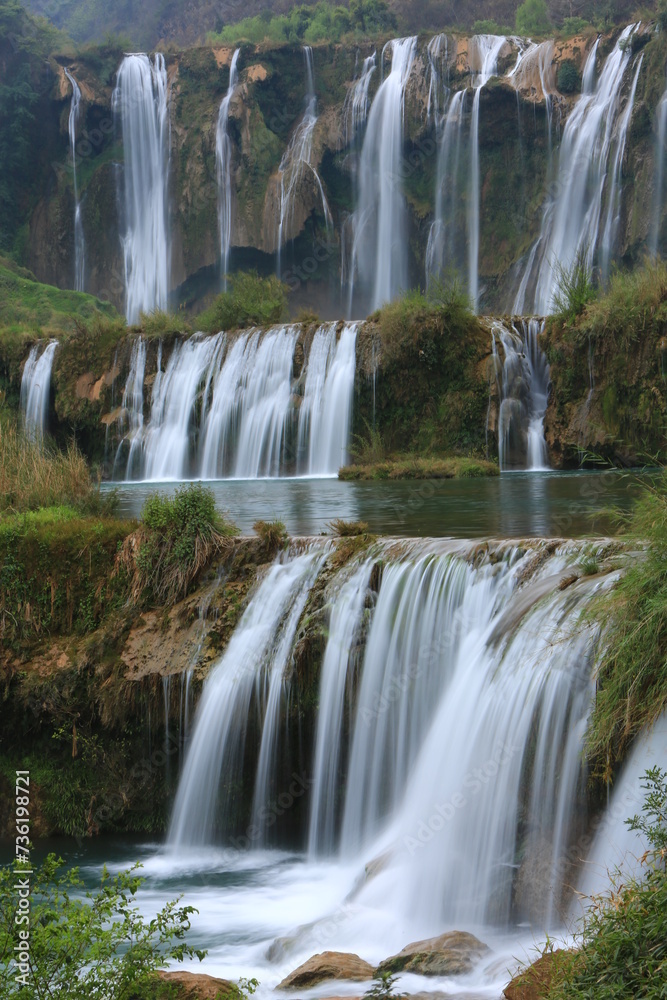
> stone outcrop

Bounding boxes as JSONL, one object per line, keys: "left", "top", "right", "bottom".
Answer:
{"left": 377, "top": 931, "right": 489, "bottom": 977}
{"left": 503, "top": 950, "right": 568, "bottom": 1000}
{"left": 157, "top": 970, "right": 235, "bottom": 999}
{"left": 277, "top": 952, "right": 375, "bottom": 990}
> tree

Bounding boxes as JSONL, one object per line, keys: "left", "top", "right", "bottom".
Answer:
{"left": 515, "top": 0, "right": 552, "bottom": 35}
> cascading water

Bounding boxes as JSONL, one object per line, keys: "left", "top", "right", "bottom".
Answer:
{"left": 113, "top": 323, "right": 359, "bottom": 480}
{"left": 276, "top": 46, "right": 332, "bottom": 274}
{"left": 519, "top": 26, "right": 640, "bottom": 314}
{"left": 425, "top": 89, "right": 466, "bottom": 288}
{"left": 216, "top": 49, "right": 240, "bottom": 285}
{"left": 348, "top": 37, "right": 417, "bottom": 313}
{"left": 64, "top": 68, "right": 86, "bottom": 292}
{"left": 343, "top": 52, "right": 377, "bottom": 145}
{"left": 341, "top": 52, "right": 377, "bottom": 299}
{"left": 20, "top": 341, "right": 58, "bottom": 442}
{"left": 491, "top": 319, "right": 549, "bottom": 470}
{"left": 650, "top": 81, "right": 667, "bottom": 257}
{"left": 168, "top": 536, "right": 620, "bottom": 931}
{"left": 468, "top": 35, "right": 507, "bottom": 312}
{"left": 114, "top": 53, "right": 170, "bottom": 324}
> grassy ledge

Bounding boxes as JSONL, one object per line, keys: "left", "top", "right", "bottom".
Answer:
{"left": 338, "top": 456, "right": 499, "bottom": 481}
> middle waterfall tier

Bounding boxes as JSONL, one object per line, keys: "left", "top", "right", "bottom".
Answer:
{"left": 112, "top": 322, "right": 358, "bottom": 480}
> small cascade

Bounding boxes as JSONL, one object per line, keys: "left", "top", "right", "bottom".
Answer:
{"left": 426, "top": 33, "right": 448, "bottom": 123}
{"left": 468, "top": 35, "right": 506, "bottom": 312}
{"left": 216, "top": 49, "right": 240, "bottom": 285}
{"left": 425, "top": 89, "right": 466, "bottom": 287}
{"left": 114, "top": 53, "right": 170, "bottom": 324}
{"left": 168, "top": 549, "right": 325, "bottom": 847}
{"left": 64, "top": 69, "right": 85, "bottom": 292}
{"left": 341, "top": 52, "right": 377, "bottom": 300}
{"left": 348, "top": 37, "right": 417, "bottom": 312}
{"left": 492, "top": 319, "right": 549, "bottom": 470}
{"left": 650, "top": 82, "right": 667, "bottom": 256}
{"left": 343, "top": 51, "right": 377, "bottom": 145}
{"left": 168, "top": 537, "right": 618, "bottom": 928}
{"left": 277, "top": 46, "right": 332, "bottom": 272}
{"left": 520, "top": 26, "right": 640, "bottom": 314}
{"left": 20, "top": 341, "right": 58, "bottom": 442}
{"left": 163, "top": 675, "right": 172, "bottom": 785}
{"left": 297, "top": 322, "right": 358, "bottom": 475}
{"left": 113, "top": 324, "right": 359, "bottom": 481}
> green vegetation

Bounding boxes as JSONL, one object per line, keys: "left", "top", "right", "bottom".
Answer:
{"left": 0, "top": 855, "right": 206, "bottom": 999}
{"left": 196, "top": 272, "right": 288, "bottom": 333}
{"left": 472, "top": 18, "right": 511, "bottom": 34}
{"left": 543, "top": 768, "right": 667, "bottom": 1000}
{"left": 207, "top": 0, "right": 397, "bottom": 46}
{"left": 339, "top": 456, "right": 499, "bottom": 480}
{"left": 576, "top": 257, "right": 667, "bottom": 349}
{"left": 328, "top": 518, "right": 369, "bottom": 535}
{"left": 119, "top": 485, "right": 237, "bottom": 606}
{"left": 365, "top": 972, "right": 408, "bottom": 1000}
{"left": 0, "top": 255, "right": 118, "bottom": 333}
{"left": 253, "top": 519, "right": 289, "bottom": 551}
{"left": 585, "top": 477, "right": 667, "bottom": 774}
{"left": 552, "top": 247, "right": 597, "bottom": 323}
{"left": 557, "top": 60, "right": 580, "bottom": 93}
{"left": 515, "top": 0, "right": 552, "bottom": 35}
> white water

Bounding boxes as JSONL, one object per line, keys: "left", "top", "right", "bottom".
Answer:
{"left": 114, "top": 53, "right": 170, "bottom": 324}
{"left": 426, "top": 89, "right": 466, "bottom": 288}
{"left": 343, "top": 51, "right": 377, "bottom": 145}
{"left": 651, "top": 82, "right": 667, "bottom": 256}
{"left": 468, "top": 35, "right": 506, "bottom": 312}
{"left": 20, "top": 341, "right": 58, "bottom": 441}
{"left": 216, "top": 49, "right": 240, "bottom": 285}
{"left": 277, "top": 47, "right": 332, "bottom": 272}
{"left": 491, "top": 319, "right": 549, "bottom": 470}
{"left": 113, "top": 324, "right": 358, "bottom": 480}
{"left": 520, "top": 26, "right": 640, "bottom": 314}
{"left": 348, "top": 37, "right": 417, "bottom": 312}
{"left": 64, "top": 68, "right": 85, "bottom": 292}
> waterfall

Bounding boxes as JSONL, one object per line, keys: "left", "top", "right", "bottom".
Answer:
{"left": 64, "top": 69, "right": 85, "bottom": 292}
{"left": 426, "top": 33, "right": 448, "bottom": 123}
{"left": 113, "top": 324, "right": 359, "bottom": 481}
{"left": 276, "top": 46, "right": 332, "bottom": 274}
{"left": 426, "top": 89, "right": 466, "bottom": 288}
{"left": 168, "top": 550, "right": 325, "bottom": 847}
{"left": 216, "top": 49, "right": 240, "bottom": 285}
{"left": 343, "top": 52, "right": 377, "bottom": 145}
{"left": 20, "top": 341, "right": 58, "bottom": 442}
{"left": 114, "top": 53, "right": 170, "bottom": 324}
{"left": 492, "top": 319, "right": 549, "bottom": 470}
{"left": 650, "top": 82, "right": 667, "bottom": 256}
{"left": 468, "top": 35, "right": 507, "bottom": 312}
{"left": 297, "top": 322, "right": 358, "bottom": 475}
{"left": 520, "top": 26, "right": 640, "bottom": 314}
{"left": 168, "top": 537, "right": 618, "bottom": 929}
{"left": 348, "top": 37, "right": 417, "bottom": 312}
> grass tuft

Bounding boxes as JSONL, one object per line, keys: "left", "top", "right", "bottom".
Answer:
{"left": 253, "top": 519, "right": 289, "bottom": 552}
{"left": 327, "top": 519, "right": 369, "bottom": 537}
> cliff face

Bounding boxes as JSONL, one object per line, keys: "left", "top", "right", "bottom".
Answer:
{"left": 23, "top": 25, "right": 666, "bottom": 318}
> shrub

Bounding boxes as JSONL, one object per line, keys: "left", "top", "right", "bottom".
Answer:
{"left": 552, "top": 246, "right": 597, "bottom": 323}
{"left": 0, "top": 855, "right": 205, "bottom": 999}
{"left": 575, "top": 257, "right": 667, "bottom": 349}
{"left": 585, "top": 476, "right": 667, "bottom": 773}
{"left": 545, "top": 768, "right": 667, "bottom": 1000}
{"left": 118, "top": 484, "right": 237, "bottom": 605}
{"left": 515, "top": 0, "right": 552, "bottom": 36}
{"left": 253, "top": 519, "right": 288, "bottom": 551}
{"left": 197, "top": 271, "right": 288, "bottom": 333}
{"left": 557, "top": 60, "right": 580, "bottom": 94}
{"left": 472, "top": 19, "right": 509, "bottom": 34}
{"left": 328, "top": 519, "right": 369, "bottom": 536}
{"left": 560, "top": 16, "right": 591, "bottom": 36}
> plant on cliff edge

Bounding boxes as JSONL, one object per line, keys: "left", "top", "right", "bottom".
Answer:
{"left": 118, "top": 484, "right": 237, "bottom": 606}
{"left": 0, "top": 855, "right": 206, "bottom": 999}
{"left": 196, "top": 271, "right": 287, "bottom": 333}
{"left": 552, "top": 247, "right": 597, "bottom": 323}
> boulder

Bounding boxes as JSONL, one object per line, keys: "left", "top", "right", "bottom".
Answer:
{"left": 503, "top": 950, "right": 567, "bottom": 1000}
{"left": 277, "top": 951, "right": 375, "bottom": 990}
{"left": 156, "top": 971, "right": 234, "bottom": 999}
{"left": 377, "top": 931, "right": 489, "bottom": 977}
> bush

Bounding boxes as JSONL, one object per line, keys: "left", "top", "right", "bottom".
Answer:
{"left": 557, "top": 60, "right": 580, "bottom": 94}
{"left": 197, "top": 272, "right": 288, "bottom": 333}
{"left": 575, "top": 257, "right": 667, "bottom": 349}
{"left": 119, "top": 485, "right": 237, "bottom": 605}
{"left": 560, "top": 16, "right": 591, "bottom": 35}
{"left": 207, "top": 0, "right": 396, "bottom": 44}
{"left": 552, "top": 246, "right": 597, "bottom": 323}
{"left": 472, "top": 19, "right": 509, "bottom": 34}
{"left": 328, "top": 518, "right": 369, "bottom": 536}
{"left": 585, "top": 476, "right": 667, "bottom": 773}
{"left": 253, "top": 519, "right": 288, "bottom": 552}
{"left": 545, "top": 768, "right": 667, "bottom": 1000}
{"left": 515, "top": 0, "right": 552, "bottom": 35}
{"left": 0, "top": 855, "right": 205, "bottom": 999}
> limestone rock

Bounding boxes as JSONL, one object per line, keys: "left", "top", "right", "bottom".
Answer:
{"left": 277, "top": 951, "right": 374, "bottom": 990}
{"left": 157, "top": 970, "right": 235, "bottom": 999}
{"left": 503, "top": 950, "right": 567, "bottom": 1000}
{"left": 377, "top": 931, "right": 489, "bottom": 977}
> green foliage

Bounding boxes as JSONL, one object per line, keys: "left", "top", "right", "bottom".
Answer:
{"left": 137, "top": 310, "right": 190, "bottom": 339}
{"left": 557, "top": 60, "right": 580, "bottom": 94}
{"left": 197, "top": 271, "right": 288, "bottom": 333}
{"left": 515, "top": 0, "right": 552, "bottom": 35}
{"left": 472, "top": 19, "right": 509, "bottom": 34}
{"left": 575, "top": 257, "right": 667, "bottom": 349}
{"left": 586, "top": 477, "right": 667, "bottom": 773}
{"left": 0, "top": 255, "right": 118, "bottom": 333}
{"left": 339, "top": 455, "right": 499, "bottom": 480}
{"left": 552, "top": 247, "right": 597, "bottom": 323}
{"left": 253, "top": 519, "right": 288, "bottom": 551}
{"left": 546, "top": 768, "right": 667, "bottom": 1000}
{"left": 351, "top": 418, "right": 386, "bottom": 465}
{"left": 560, "top": 16, "right": 591, "bottom": 35}
{"left": 365, "top": 971, "right": 408, "bottom": 1000}
{"left": 208, "top": 0, "right": 396, "bottom": 45}
{"left": 0, "top": 855, "right": 206, "bottom": 998}
{"left": 125, "top": 484, "right": 237, "bottom": 606}
{"left": 660, "top": 0, "right": 667, "bottom": 32}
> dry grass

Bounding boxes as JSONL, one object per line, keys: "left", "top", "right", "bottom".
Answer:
{"left": 339, "top": 456, "right": 499, "bottom": 480}
{"left": 327, "top": 519, "right": 369, "bottom": 536}
{"left": 0, "top": 422, "right": 97, "bottom": 514}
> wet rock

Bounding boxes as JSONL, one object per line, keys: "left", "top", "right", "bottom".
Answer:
{"left": 503, "top": 950, "right": 568, "bottom": 1000}
{"left": 157, "top": 970, "right": 235, "bottom": 999}
{"left": 377, "top": 931, "right": 489, "bottom": 977}
{"left": 277, "top": 951, "right": 375, "bottom": 989}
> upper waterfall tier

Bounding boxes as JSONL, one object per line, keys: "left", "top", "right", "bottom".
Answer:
{"left": 112, "top": 322, "right": 358, "bottom": 481}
